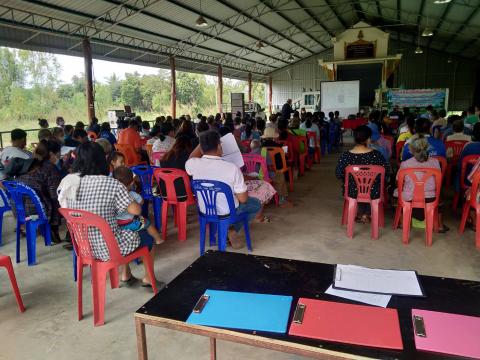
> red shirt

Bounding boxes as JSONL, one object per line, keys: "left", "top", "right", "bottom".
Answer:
{"left": 118, "top": 128, "right": 142, "bottom": 149}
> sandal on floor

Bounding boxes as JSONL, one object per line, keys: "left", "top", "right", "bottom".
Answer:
{"left": 438, "top": 225, "right": 450, "bottom": 233}
{"left": 255, "top": 216, "right": 271, "bottom": 223}
{"left": 142, "top": 281, "right": 166, "bottom": 291}
{"left": 120, "top": 276, "right": 139, "bottom": 287}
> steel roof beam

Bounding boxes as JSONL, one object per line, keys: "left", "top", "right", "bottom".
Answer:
{"left": 205, "top": 0, "right": 314, "bottom": 53}
{"left": 19, "top": 0, "right": 282, "bottom": 67}
{"left": 0, "top": 5, "right": 271, "bottom": 74}
{"left": 352, "top": 1, "right": 365, "bottom": 21}
{"left": 323, "top": 0, "right": 348, "bottom": 30}
{"left": 426, "top": 1, "right": 454, "bottom": 48}
{"left": 375, "top": 0, "right": 382, "bottom": 17}
{"left": 165, "top": 0, "right": 308, "bottom": 58}
{"left": 396, "top": 0, "right": 400, "bottom": 22}
{"left": 440, "top": 6, "right": 479, "bottom": 52}
{"left": 100, "top": 0, "right": 290, "bottom": 65}
{"left": 294, "top": 0, "right": 335, "bottom": 38}
{"left": 210, "top": 5, "right": 354, "bottom": 69}
{"left": 257, "top": 0, "right": 326, "bottom": 49}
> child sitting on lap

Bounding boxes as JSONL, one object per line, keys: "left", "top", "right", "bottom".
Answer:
{"left": 112, "top": 165, "right": 164, "bottom": 245}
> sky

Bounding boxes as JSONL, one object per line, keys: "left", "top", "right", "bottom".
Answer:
{"left": 56, "top": 54, "right": 161, "bottom": 83}
{"left": 55, "top": 53, "right": 225, "bottom": 84}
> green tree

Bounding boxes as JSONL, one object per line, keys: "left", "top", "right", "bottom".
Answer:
{"left": 107, "top": 73, "right": 121, "bottom": 103}
{"left": 0, "top": 48, "right": 25, "bottom": 105}
{"left": 121, "top": 72, "right": 142, "bottom": 110}
{"left": 176, "top": 72, "right": 202, "bottom": 105}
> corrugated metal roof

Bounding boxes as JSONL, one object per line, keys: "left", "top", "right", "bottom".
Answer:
{"left": 0, "top": 0, "right": 478, "bottom": 82}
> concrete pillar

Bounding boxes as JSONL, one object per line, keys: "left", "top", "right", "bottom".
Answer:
{"left": 170, "top": 56, "right": 176, "bottom": 119}
{"left": 82, "top": 38, "right": 95, "bottom": 123}
{"left": 217, "top": 65, "right": 223, "bottom": 114}
{"left": 268, "top": 76, "right": 272, "bottom": 115}
{"left": 248, "top": 72, "right": 252, "bottom": 103}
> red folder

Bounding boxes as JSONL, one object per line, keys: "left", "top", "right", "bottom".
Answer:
{"left": 288, "top": 298, "right": 403, "bottom": 350}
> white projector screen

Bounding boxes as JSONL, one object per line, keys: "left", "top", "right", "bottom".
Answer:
{"left": 321, "top": 80, "right": 360, "bottom": 118}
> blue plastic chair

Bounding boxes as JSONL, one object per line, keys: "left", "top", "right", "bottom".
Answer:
{"left": 0, "top": 189, "right": 12, "bottom": 246}
{"left": 2, "top": 181, "right": 52, "bottom": 266}
{"left": 191, "top": 179, "right": 252, "bottom": 255}
{"left": 131, "top": 165, "right": 162, "bottom": 231}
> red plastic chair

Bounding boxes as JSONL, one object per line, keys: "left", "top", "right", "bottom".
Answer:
{"left": 266, "top": 147, "right": 294, "bottom": 192}
{"left": 293, "top": 136, "right": 309, "bottom": 175}
{"left": 458, "top": 171, "right": 480, "bottom": 249}
{"left": 114, "top": 144, "right": 146, "bottom": 167}
{"left": 241, "top": 140, "right": 252, "bottom": 153}
{"left": 59, "top": 208, "right": 158, "bottom": 326}
{"left": 396, "top": 140, "right": 406, "bottom": 164}
{"left": 0, "top": 254, "right": 25, "bottom": 312}
{"left": 277, "top": 139, "right": 295, "bottom": 166}
{"left": 87, "top": 131, "right": 97, "bottom": 141}
{"left": 445, "top": 140, "right": 469, "bottom": 186}
{"left": 242, "top": 153, "right": 279, "bottom": 205}
{"left": 306, "top": 131, "right": 321, "bottom": 164}
{"left": 393, "top": 168, "right": 442, "bottom": 246}
{"left": 452, "top": 155, "right": 480, "bottom": 211}
{"left": 153, "top": 168, "right": 196, "bottom": 241}
{"left": 341, "top": 165, "right": 385, "bottom": 240}
{"left": 431, "top": 156, "right": 447, "bottom": 180}
{"left": 150, "top": 151, "right": 166, "bottom": 166}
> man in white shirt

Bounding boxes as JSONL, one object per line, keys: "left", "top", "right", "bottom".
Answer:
{"left": 0, "top": 128, "right": 31, "bottom": 180}
{"left": 186, "top": 130, "right": 261, "bottom": 248}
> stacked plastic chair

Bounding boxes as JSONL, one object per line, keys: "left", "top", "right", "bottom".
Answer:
{"left": 2, "top": 181, "right": 52, "bottom": 266}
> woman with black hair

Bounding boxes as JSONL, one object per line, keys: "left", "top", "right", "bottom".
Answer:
{"left": 335, "top": 125, "right": 389, "bottom": 223}
{"left": 57, "top": 142, "right": 159, "bottom": 287}
{"left": 16, "top": 139, "right": 62, "bottom": 243}
{"left": 38, "top": 118, "right": 49, "bottom": 129}
{"left": 152, "top": 122, "right": 175, "bottom": 153}
{"left": 241, "top": 119, "right": 261, "bottom": 141}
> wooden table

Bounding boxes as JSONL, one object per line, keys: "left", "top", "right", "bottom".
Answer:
{"left": 135, "top": 251, "right": 480, "bottom": 360}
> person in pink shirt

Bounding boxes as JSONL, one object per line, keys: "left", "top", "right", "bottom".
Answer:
{"left": 398, "top": 135, "right": 449, "bottom": 232}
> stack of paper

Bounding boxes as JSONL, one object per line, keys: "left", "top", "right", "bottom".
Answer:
{"left": 333, "top": 264, "right": 424, "bottom": 297}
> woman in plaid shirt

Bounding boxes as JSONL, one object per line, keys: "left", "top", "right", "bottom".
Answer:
{"left": 60, "top": 142, "right": 159, "bottom": 288}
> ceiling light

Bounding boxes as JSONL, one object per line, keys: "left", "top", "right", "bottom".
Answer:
{"left": 287, "top": 54, "right": 294, "bottom": 62}
{"left": 447, "top": 57, "right": 453, "bottom": 63}
{"left": 415, "top": 46, "right": 423, "bottom": 54}
{"left": 433, "top": 0, "right": 451, "bottom": 3}
{"left": 256, "top": 40, "right": 265, "bottom": 49}
{"left": 195, "top": 15, "right": 208, "bottom": 27}
{"left": 421, "top": 27, "right": 433, "bottom": 37}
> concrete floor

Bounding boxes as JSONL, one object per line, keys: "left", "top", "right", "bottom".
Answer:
{"left": 1, "top": 141, "right": 480, "bottom": 360}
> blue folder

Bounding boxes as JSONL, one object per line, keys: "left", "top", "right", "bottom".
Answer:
{"left": 186, "top": 289, "right": 293, "bottom": 333}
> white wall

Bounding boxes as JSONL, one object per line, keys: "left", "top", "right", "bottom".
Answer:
{"left": 332, "top": 21, "right": 389, "bottom": 61}
{"left": 270, "top": 50, "right": 332, "bottom": 111}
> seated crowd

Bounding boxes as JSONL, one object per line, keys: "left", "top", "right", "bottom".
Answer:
{"left": 336, "top": 104, "right": 480, "bottom": 236}
{"left": 0, "top": 108, "right": 335, "bottom": 289}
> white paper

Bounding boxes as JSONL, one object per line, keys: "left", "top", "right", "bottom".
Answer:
{"left": 334, "top": 264, "right": 423, "bottom": 296}
{"left": 325, "top": 285, "right": 391, "bottom": 308}
{"left": 221, "top": 133, "right": 244, "bottom": 168}
{"left": 61, "top": 146, "right": 76, "bottom": 156}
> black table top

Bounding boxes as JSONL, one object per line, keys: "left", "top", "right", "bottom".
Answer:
{"left": 136, "top": 251, "right": 480, "bottom": 360}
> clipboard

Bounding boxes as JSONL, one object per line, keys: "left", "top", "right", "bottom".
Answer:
{"left": 288, "top": 298, "right": 403, "bottom": 350}
{"left": 333, "top": 264, "right": 426, "bottom": 297}
{"left": 186, "top": 289, "right": 292, "bottom": 333}
{"left": 412, "top": 309, "right": 480, "bottom": 358}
